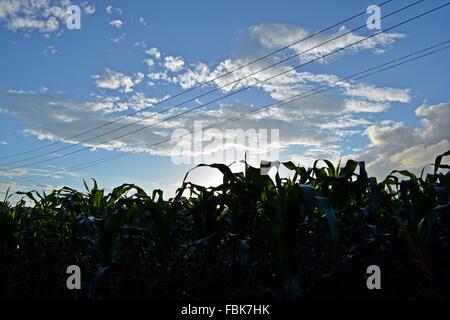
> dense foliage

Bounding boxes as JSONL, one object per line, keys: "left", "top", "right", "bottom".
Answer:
{"left": 1, "top": 151, "right": 449, "bottom": 299}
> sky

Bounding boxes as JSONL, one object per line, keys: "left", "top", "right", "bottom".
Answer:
{"left": 0, "top": 0, "right": 449, "bottom": 200}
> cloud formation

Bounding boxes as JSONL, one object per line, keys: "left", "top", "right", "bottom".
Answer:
{"left": 358, "top": 102, "right": 450, "bottom": 178}
{"left": 0, "top": 0, "right": 95, "bottom": 34}
{"left": 1, "top": 18, "right": 445, "bottom": 194}
{"left": 109, "top": 19, "right": 122, "bottom": 29}
{"left": 92, "top": 69, "right": 144, "bottom": 93}
{"left": 0, "top": 18, "right": 414, "bottom": 182}
{"left": 249, "top": 23, "right": 404, "bottom": 62}
{"left": 0, "top": 88, "right": 378, "bottom": 170}
{"left": 163, "top": 56, "right": 185, "bottom": 72}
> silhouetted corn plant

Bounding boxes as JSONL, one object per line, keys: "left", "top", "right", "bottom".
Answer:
{"left": 0, "top": 150, "right": 449, "bottom": 299}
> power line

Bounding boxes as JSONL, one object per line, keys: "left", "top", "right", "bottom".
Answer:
{"left": 3, "top": 39, "right": 449, "bottom": 189}
{"left": 0, "top": 0, "right": 436, "bottom": 172}
{"left": 0, "top": 0, "right": 395, "bottom": 161}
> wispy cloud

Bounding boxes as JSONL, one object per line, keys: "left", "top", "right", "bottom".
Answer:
{"left": 111, "top": 32, "right": 126, "bottom": 43}
{"left": 110, "top": 19, "right": 123, "bottom": 29}
{"left": 138, "top": 17, "right": 147, "bottom": 26}
{"left": 105, "top": 5, "right": 121, "bottom": 15}
{"left": 42, "top": 45, "right": 57, "bottom": 57}
{"left": 249, "top": 23, "right": 405, "bottom": 63}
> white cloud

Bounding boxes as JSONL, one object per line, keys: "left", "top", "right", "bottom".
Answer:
{"left": 8, "top": 15, "right": 59, "bottom": 33}
{"left": 138, "top": 24, "right": 409, "bottom": 124}
{"left": 110, "top": 19, "right": 123, "bottom": 29}
{"left": 92, "top": 69, "right": 143, "bottom": 93}
{"left": 144, "top": 58, "right": 154, "bottom": 68}
{"left": 0, "top": 89, "right": 346, "bottom": 160}
{"left": 147, "top": 71, "right": 170, "bottom": 82}
{"left": 317, "top": 116, "right": 372, "bottom": 129}
{"left": 111, "top": 32, "right": 126, "bottom": 43}
{"left": 389, "top": 140, "right": 450, "bottom": 170}
{"left": 86, "top": 96, "right": 127, "bottom": 114}
{"left": 133, "top": 40, "right": 146, "bottom": 48}
{"left": 250, "top": 23, "right": 309, "bottom": 50}
{"left": 176, "top": 62, "right": 211, "bottom": 89}
{"left": 249, "top": 23, "right": 404, "bottom": 63}
{"left": 105, "top": 4, "right": 121, "bottom": 15}
{"left": 345, "top": 85, "right": 411, "bottom": 103}
{"left": 42, "top": 45, "right": 57, "bottom": 57}
{"left": 83, "top": 3, "right": 95, "bottom": 15}
{"left": 0, "top": 90, "right": 166, "bottom": 152}
{"left": 343, "top": 99, "right": 389, "bottom": 113}
{"left": 126, "top": 92, "right": 170, "bottom": 111}
{"left": 358, "top": 102, "right": 450, "bottom": 178}
{"left": 0, "top": 164, "right": 82, "bottom": 199}
{"left": 0, "top": 140, "right": 7, "bottom": 145}
{"left": 0, "top": 168, "right": 27, "bottom": 178}
{"left": 2, "top": 88, "right": 446, "bottom": 186}
{"left": 138, "top": 16, "right": 147, "bottom": 26}
{"left": 134, "top": 72, "right": 145, "bottom": 84}
{"left": 0, "top": 0, "right": 21, "bottom": 20}
{"left": 1, "top": 17, "right": 440, "bottom": 189}
{"left": 3, "top": 20, "right": 411, "bottom": 169}
{"left": 0, "top": 0, "right": 96, "bottom": 34}
{"left": 164, "top": 56, "right": 185, "bottom": 72}
{"left": 171, "top": 55, "right": 410, "bottom": 116}
{"left": 145, "top": 47, "right": 161, "bottom": 59}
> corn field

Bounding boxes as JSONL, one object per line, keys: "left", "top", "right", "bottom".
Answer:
{"left": 1, "top": 150, "right": 449, "bottom": 299}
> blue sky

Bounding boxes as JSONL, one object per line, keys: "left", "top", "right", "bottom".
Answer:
{"left": 0, "top": 0, "right": 449, "bottom": 199}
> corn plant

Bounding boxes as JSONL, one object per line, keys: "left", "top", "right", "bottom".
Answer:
{"left": 0, "top": 150, "right": 449, "bottom": 299}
